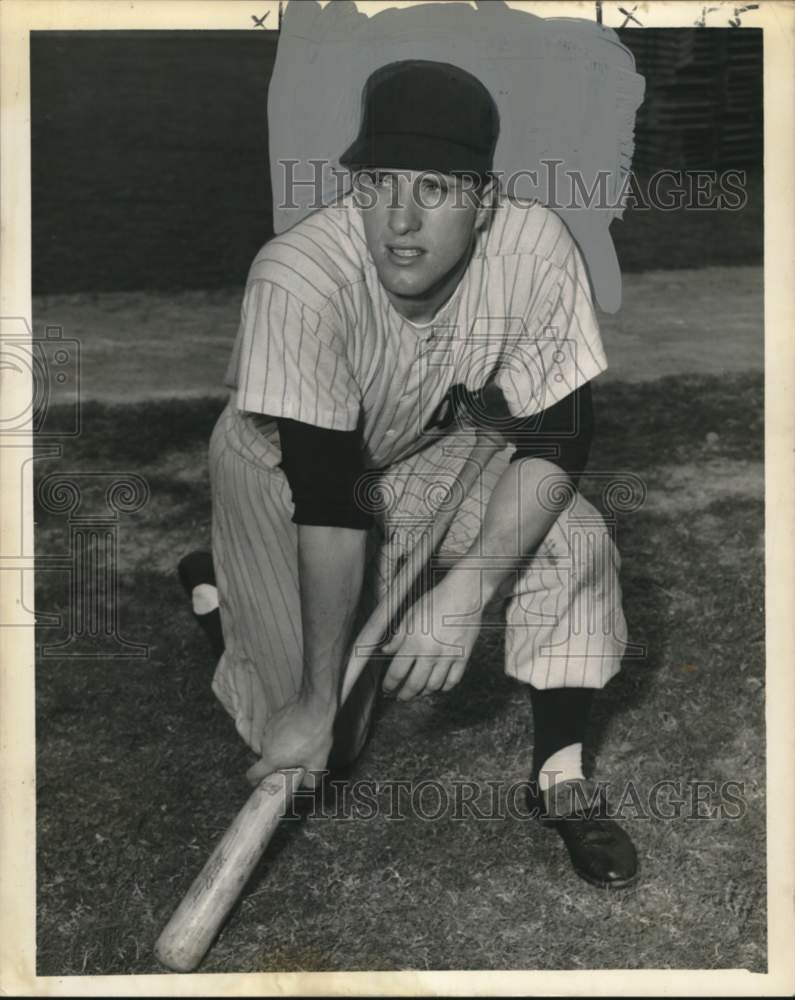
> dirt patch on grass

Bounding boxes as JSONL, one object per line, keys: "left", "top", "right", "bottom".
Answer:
{"left": 644, "top": 458, "right": 763, "bottom": 514}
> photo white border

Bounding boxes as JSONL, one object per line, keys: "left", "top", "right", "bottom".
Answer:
{"left": 1, "top": 1, "right": 793, "bottom": 995}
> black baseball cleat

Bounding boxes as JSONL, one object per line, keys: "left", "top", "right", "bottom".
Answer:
{"left": 177, "top": 550, "right": 225, "bottom": 660}
{"left": 528, "top": 778, "right": 639, "bottom": 889}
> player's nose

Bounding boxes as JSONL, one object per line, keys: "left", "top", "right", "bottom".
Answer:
{"left": 388, "top": 178, "right": 422, "bottom": 235}
{"left": 389, "top": 209, "right": 420, "bottom": 236}
{"left": 388, "top": 202, "right": 421, "bottom": 235}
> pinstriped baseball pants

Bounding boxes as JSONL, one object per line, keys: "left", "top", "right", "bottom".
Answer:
{"left": 209, "top": 398, "right": 629, "bottom": 757}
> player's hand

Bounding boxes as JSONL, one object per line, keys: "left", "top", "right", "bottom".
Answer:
{"left": 246, "top": 695, "right": 336, "bottom": 789}
{"left": 380, "top": 578, "right": 483, "bottom": 699}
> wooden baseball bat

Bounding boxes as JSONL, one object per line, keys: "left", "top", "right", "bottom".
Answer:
{"left": 154, "top": 433, "right": 503, "bottom": 972}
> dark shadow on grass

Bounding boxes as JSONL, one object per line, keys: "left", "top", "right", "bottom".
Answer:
{"left": 586, "top": 559, "right": 669, "bottom": 776}
{"left": 591, "top": 373, "right": 762, "bottom": 471}
{"left": 35, "top": 396, "right": 228, "bottom": 466}
{"left": 36, "top": 373, "right": 762, "bottom": 474}
{"left": 427, "top": 602, "right": 515, "bottom": 730}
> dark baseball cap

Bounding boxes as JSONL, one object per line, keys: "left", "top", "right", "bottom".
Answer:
{"left": 339, "top": 60, "right": 499, "bottom": 179}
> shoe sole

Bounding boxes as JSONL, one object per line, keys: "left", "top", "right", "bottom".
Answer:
{"left": 570, "top": 865, "right": 640, "bottom": 890}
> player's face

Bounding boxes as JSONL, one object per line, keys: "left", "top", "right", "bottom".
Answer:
{"left": 354, "top": 169, "right": 494, "bottom": 322}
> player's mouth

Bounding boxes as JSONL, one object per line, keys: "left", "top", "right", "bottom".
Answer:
{"left": 386, "top": 244, "right": 425, "bottom": 265}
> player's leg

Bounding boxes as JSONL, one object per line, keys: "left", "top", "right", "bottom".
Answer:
{"left": 177, "top": 549, "right": 224, "bottom": 659}
{"left": 399, "top": 437, "right": 637, "bottom": 886}
{"left": 501, "top": 488, "right": 637, "bottom": 887}
{"left": 205, "top": 400, "right": 380, "bottom": 770}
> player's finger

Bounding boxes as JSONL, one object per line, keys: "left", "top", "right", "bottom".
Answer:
{"left": 440, "top": 659, "right": 467, "bottom": 692}
{"left": 420, "top": 660, "right": 454, "bottom": 696}
{"left": 247, "top": 756, "right": 321, "bottom": 789}
{"left": 246, "top": 756, "right": 277, "bottom": 786}
{"left": 388, "top": 658, "right": 421, "bottom": 698}
{"left": 383, "top": 647, "right": 415, "bottom": 692}
{"left": 380, "top": 625, "right": 405, "bottom": 656}
{"left": 299, "top": 768, "right": 325, "bottom": 792}
{"left": 396, "top": 658, "right": 434, "bottom": 700}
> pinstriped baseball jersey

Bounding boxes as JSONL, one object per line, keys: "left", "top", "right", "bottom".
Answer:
{"left": 209, "top": 191, "right": 628, "bottom": 744}
{"left": 209, "top": 401, "right": 629, "bottom": 752}
{"left": 225, "top": 192, "right": 607, "bottom": 463}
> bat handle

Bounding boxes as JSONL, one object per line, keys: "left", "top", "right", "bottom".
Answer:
{"left": 154, "top": 766, "right": 305, "bottom": 972}
{"left": 340, "top": 435, "right": 503, "bottom": 702}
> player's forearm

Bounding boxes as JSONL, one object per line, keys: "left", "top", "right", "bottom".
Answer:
{"left": 442, "top": 457, "right": 568, "bottom": 606}
{"left": 295, "top": 524, "right": 368, "bottom": 716}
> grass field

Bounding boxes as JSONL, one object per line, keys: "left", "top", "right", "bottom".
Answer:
{"left": 34, "top": 372, "right": 765, "bottom": 975}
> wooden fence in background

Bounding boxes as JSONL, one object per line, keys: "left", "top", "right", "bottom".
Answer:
{"left": 619, "top": 28, "right": 762, "bottom": 170}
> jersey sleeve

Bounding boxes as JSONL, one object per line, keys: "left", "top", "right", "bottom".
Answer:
{"left": 494, "top": 235, "right": 608, "bottom": 420}
{"left": 234, "top": 279, "right": 360, "bottom": 431}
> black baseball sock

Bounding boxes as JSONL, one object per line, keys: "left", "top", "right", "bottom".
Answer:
{"left": 529, "top": 686, "right": 595, "bottom": 791}
{"left": 178, "top": 551, "right": 225, "bottom": 660}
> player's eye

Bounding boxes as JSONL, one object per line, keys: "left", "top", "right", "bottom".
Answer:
{"left": 419, "top": 175, "right": 446, "bottom": 196}
{"left": 360, "top": 170, "right": 389, "bottom": 188}
{"left": 356, "top": 170, "right": 388, "bottom": 187}
{"left": 376, "top": 172, "right": 402, "bottom": 192}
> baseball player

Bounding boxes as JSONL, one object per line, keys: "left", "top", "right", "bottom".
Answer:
{"left": 181, "top": 60, "right": 638, "bottom": 888}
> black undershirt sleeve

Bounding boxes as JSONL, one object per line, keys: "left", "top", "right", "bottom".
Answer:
{"left": 507, "top": 382, "right": 594, "bottom": 488}
{"left": 274, "top": 382, "right": 593, "bottom": 529}
{"left": 275, "top": 417, "right": 373, "bottom": 530}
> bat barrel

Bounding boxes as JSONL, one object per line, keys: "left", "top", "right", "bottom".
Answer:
{"left": 154, "top": 768, "right": 304, "bottom": 972}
